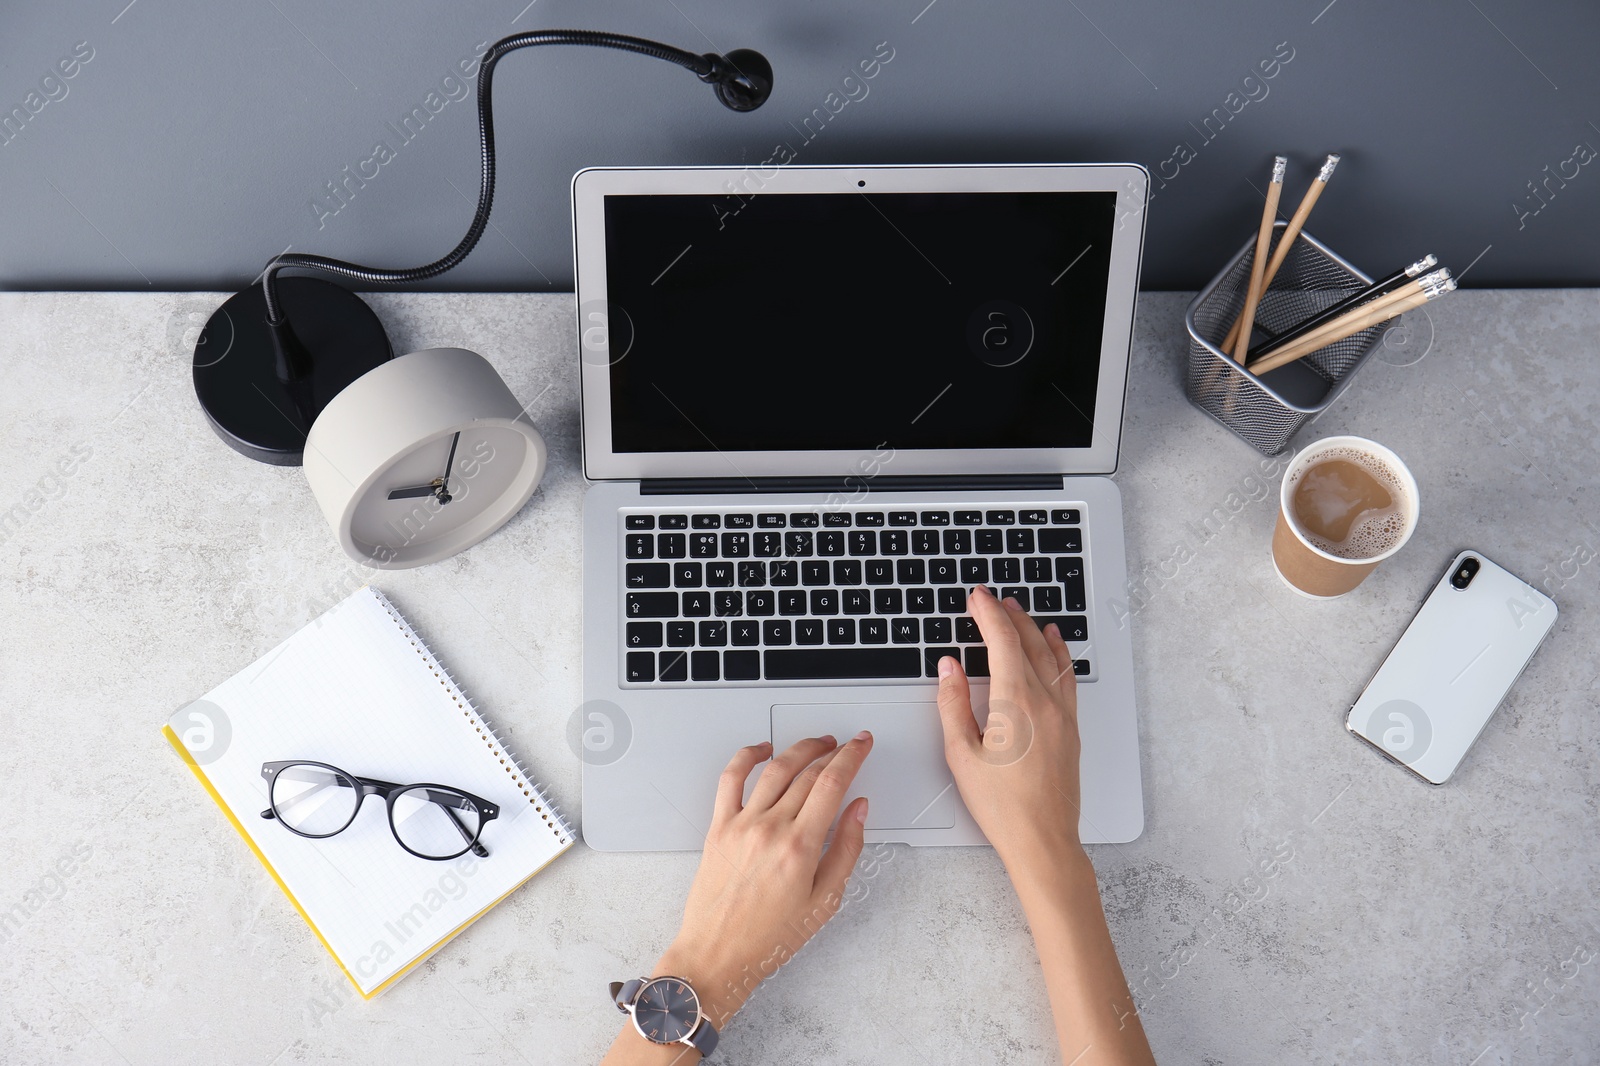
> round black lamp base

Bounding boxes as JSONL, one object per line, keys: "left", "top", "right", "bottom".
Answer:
{"left": 193, "top": 277, "right": 392, "bottom": 466}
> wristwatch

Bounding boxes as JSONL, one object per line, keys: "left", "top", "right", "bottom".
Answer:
{"left": 610, "top": 975, "right": 719, "bottom": 1057}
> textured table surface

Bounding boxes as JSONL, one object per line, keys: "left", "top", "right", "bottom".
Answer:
{"left": 1, "top": 289, "right": 1596, "bottom": 1066}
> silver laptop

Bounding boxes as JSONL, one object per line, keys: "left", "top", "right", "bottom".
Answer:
{"left": 576, "top": 164, "right": 1147, "bottom": 850}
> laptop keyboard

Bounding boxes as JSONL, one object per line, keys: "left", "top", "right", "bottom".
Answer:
{"left": 619, "top": 506, "right": 1092, "bottom": 685}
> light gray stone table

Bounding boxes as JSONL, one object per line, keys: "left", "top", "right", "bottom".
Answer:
{"left": 2, "top": 290, "right": 1596, "bottom": 1066}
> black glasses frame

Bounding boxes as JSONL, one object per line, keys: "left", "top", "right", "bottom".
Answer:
{"left": 259, "top": 760, "right": 500, "bottom": 861}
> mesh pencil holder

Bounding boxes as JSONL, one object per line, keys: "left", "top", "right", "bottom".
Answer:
{"left": 1184, "top": 220, "right": 1383, "bottom": 456}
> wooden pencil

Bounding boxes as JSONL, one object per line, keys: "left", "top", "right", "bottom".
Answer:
{"left": 1223, "top": 153, "right": 1340, "bottom": 352}
{"left": 1244, "top": 252, "right": 1436, "bottom": 363}
{"left": 1230, "top": 156, "right": 1289, "bottom": 362}
{"left": 1249, "top": 268, "right": 1448, "bottom": 366}
{"left": 1247, "top": 275, "right": 1455, "bottom": 375}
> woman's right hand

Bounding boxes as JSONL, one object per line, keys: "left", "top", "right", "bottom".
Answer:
{"left": 934, "top": 584, "right": 1085, "bottom": 868}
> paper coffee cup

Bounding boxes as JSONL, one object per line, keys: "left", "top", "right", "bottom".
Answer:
{"left": 1272, "top": 435, "right": 1419, "bottom": 598}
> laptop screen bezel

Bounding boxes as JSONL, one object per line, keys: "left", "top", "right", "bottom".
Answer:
{"left": 573, "top": 164, "right": 1148, "bottom": 481}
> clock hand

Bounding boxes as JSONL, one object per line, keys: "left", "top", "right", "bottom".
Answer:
{"left": 436, "top": 431, "right": 461, "bottom": 504}
{"left": 386, "top": 432, "right": 463, "bottom": 503}
{"left": 387, "top": 483, "right": 439, "bottom": 500}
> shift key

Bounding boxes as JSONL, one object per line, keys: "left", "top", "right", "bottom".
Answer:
{"left": 625, "top": 592, "right": 678, "bottom": 618}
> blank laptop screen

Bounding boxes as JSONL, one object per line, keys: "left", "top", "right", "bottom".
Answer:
{"left": 601, "top": 190, "right": 1117, "bottom": 454}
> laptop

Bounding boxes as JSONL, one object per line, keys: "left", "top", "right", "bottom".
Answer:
{"left": 575, "top": 164, "right": 1148, "bottom": 850}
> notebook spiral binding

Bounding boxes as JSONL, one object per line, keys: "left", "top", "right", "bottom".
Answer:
{"left": 370, "top": 589, "right": 573, "bottom": 847}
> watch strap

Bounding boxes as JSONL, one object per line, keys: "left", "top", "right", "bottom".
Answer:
{"left": 688, "top": 1016, "right": 719, "bottom": 1057}
{"left": 610, "top": 979, "right": 644, "bottom": 1012}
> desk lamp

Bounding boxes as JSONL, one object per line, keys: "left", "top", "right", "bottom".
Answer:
{"left": 189, "top": 30, "right": 771, "bottom": 567}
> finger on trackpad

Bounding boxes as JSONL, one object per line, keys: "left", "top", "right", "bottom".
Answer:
{"left": 769, "top": 703, "right": 959, "bottom": 830}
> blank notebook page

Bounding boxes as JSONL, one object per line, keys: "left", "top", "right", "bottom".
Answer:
{"left": 169, "top": 587, "right": 571, "bottom": 996}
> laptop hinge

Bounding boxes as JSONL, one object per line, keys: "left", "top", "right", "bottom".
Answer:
{"left": 639, "top": 474, "right": 1067, "bottom": 496}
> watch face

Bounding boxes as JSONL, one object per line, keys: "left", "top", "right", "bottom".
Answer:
{"left": 633, "top": 978, "right": 699, "bottom": 1044}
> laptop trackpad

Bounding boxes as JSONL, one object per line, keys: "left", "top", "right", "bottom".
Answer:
{"left": 770, "top": 704, "right": 960, "bottom": 830}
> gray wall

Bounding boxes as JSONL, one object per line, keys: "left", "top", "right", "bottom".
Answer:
{"left": 2, "top": 0, "right": 1597, "bottom": 293}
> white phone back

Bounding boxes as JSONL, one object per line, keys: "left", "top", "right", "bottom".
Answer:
{"left": 1347, "top": 551, "right": 1557, "bottom": 784}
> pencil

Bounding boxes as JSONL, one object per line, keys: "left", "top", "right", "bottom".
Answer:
{"left": 1245, "top": 254, "right": 1438, "bottom": 362}
{"left": 1251, "top": 267, "right": 1448, "bottom": 364}
{"left": 1230, "top": 156, "right": 1289, "bottom": 362}
{"left": 1247, "top": 274, "right": 1455, "bottom": 375}
{"left": 1223, "top": 153, "right": 1340, "bottom": 353}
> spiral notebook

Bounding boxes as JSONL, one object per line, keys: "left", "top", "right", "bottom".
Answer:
{"left": 164, "top": 587, "right": 573, "bottom": 998}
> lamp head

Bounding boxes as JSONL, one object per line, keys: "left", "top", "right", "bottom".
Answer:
{"left": 702, "top": 49, "right": 773, "bottom": 112}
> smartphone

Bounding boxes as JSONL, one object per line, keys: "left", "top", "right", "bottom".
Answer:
{"left": 1346, "top": 550, "right": 1558, "bottom": 785}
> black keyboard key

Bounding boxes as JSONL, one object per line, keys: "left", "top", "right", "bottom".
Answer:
{"left": 674, "top": 562, "right": 702, "bottom": 587}
{"left": 713, "top": 592, "right": 743, "bottom": 617}
{"left": 1056, "top": 557, "right": 1086, "bottom": 611}
{"left": 827, "top": 619, "right": 856, "bottom": 644}
{"left": 873, "top": 588, "right": 903, "bottom": 615}
{"left": 891, "top": 617, "right": 920, "bottom": 643}
{"left": 691, "top": 533, "right": 720, "bottom": 558}
{"left": 721, "top": 532, "right": 750, "bottom": 557}
{"left": 924, "top": 646, "right": 959, "bottom": 677}
{"left": 955, "top": 616, "right": 981, "bottom": 643}
{"left": 1039, "top": 528, "right": 1083, "bottom": 553}
{"left": 770, "top": 561, "right": 799, "bottom": 586}
{"left": 842, "top": 589, "right": 871, "bottom": 614}
{"left": 785, "top": 531, "right": 814, "bottom": 557}
{"left": 906, "top": 589, "right": 935, "bottom": 614}
{"left": 699, "top": 620, "right": 728, "bottom": 646}
{"left": 731, "top": 619, "right": 761, "bottom": 646}
{"left": 1019, "top": 509, "right": 1048, "bottom": 525}
{"left": 705, "top": 562, "right": 733, "bottom": 588}
{"left": 985, "top": 509, "right": 1016, "bottom": 526}
{"left": 880, "top": 530, "right": 908, "bottom": 555}
{"left": 802, "top": 561, "right": 830, "bottom": 586}
{"left": 975, "top": 529, "right": 1004, "bottom": 554}
{"left": 658, "top": 533, "right": 687, "bottom": 559}
{"left": 659, "top": 514, "right": 688, "bottom": 530}
{"left": 626, "top": 622, "right": 663, "bottom": 648}
{"left": 726, "top": 513, "right": 754, "bottom": 529}
{"left": 896, "top": 559, "right": 926, "bottom": 584}
{"left": 725, "top": 650, "right": 761, "bottom": 680}
{"left": 942, "top": 529, "right": 971, "bottom": 555}
{"left": 992, "top": 557, "right": 1021, "bottom": 583}
{"left": 888, "top": 511, "right": 918, "bottom": 526}
{"left": 682, "top": 591, "right": 712, "bottom": 617}
{"left": 626, "top": 652, "right": 655, "bottom": 683}
{"left": 779, "top": 590, "right": 807, "bottom": 615}
{"left": 1035, "top": 586, "right": 1063, "bottom": 612}
{"left": 659, "top": 650, "right": 689, "bottom": 681}
{"left": 692, "top": 513, "right": 720, "bottom": 529}
{"left": 964, "top": 647, "right": 990, "bottom": 677}
{"left": 999, "top": 587, "right": 1030, "bottom": 611}
{"left": 1007, "top": 528, "right": 1036, "bottom": 554}
{"left": 923, "top": 618, "right": 952, "bottom": 643}
{"left": 819, "top": 531, "right": 847, "bottom": 557}
{"left": 823, "top": 512, "right": 852, "bottom": 527}
{"left": 865, "top": 560, "right": 895, "bottom": 585}
{"left": 764, "top": 648, "right": 920, "bottom": 680}
{"left": 928, "top": 559, "right": 959, "bottom": 584}
{"left": 763, "top": 619, "right": 792, "bottom": 645}
{"left": 1073, "top": 658, "right": 1091, "bottom": 676}
{"left": 667, "top": 621, "right": 695, "bottom": 647}
{"left": 855, "top": 511, "right": 885, "bottom": 527}
{"left": 861, "top": 618, "right": 889, "bottom": 644}
{"left": 1035, "top": 615, "right": 1089, "bottom": 642}
{"left": 625, "top": 534, "right": 654, "bottom": 559}
{"left": 626, "top": 563, "right": 670, "bottom": 589}
{"left": 758, "top": 513, "right": 786, "bottom": 528}
{"left": 755, "top": 532, "right": 783, "bottom": 557}
{"left": 920, "top": 510, "right": 950, "bottom": 526}
{"left": 1051, "top": 509, "right": 1081, "bottom": 525}
{"left": 959, "top": 559, "right": 989, "bottom": 585}
{"left": 810, "top": 589, "right": 839, "bottom": 615}
{"left": 912, "top": 530, "right": 940, "bottom": 555}
{"left": 790, "top": 512, "right": 820, "bottom": 528}
{"left": 937, "top": 588, "right": 966, "bottom": 614}
{"left": 626, "top": 592, "right": 677, "bottom": 618}
{"left": 738, "top": 562, "right": 767, "bottom": 587}
{"left": 955, "top": 510, "right": 983, "bottom": 526}
{"left": 834, "top": 560, "right": 862, "bottom": 585}
{"left": 626, "top": 515, "right": 655, "bottom": 530}
{"left": 691, "top": 650, "right": 720, "bottom": 681}
{"left": 796, "top": 619, "right": 825, "bottom": 645}
{"left": 746, "top": 590, "right": 776, "bottom": 616}
{"left": 1024, "top": 557, "right": 1051, "bottom": 583}
{"left": 849, "top": 530, "right": 877, "bottom": 556}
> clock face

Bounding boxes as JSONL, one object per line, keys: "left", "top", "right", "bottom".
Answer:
{"left": 346, "top": 424, "right": 535, "bottom": 566}
{"left": 633, "top": 978, "right": 698, "bottom": 1044}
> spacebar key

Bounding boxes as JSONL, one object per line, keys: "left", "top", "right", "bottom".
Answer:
{"left": 764, "top": 648, "right": 922, "bottom": 680}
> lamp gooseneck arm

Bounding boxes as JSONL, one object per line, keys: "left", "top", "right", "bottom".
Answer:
{"left": 259, "top": 30, "right": 770, "bottom": 325}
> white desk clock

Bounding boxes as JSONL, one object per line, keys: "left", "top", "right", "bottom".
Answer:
{"left": 303, "top": 347, "right": 547, "bottom": 569}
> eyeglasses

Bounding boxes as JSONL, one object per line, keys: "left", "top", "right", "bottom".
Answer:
{"left": 259, "top": 760, "right": 499, "bottom": 861}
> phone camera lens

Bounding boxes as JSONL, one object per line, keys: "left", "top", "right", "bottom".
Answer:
{"left": 857, "top": 180, "right": 866, "bottom": 187}
{"left": 1450, "top": 556, "right": 1480, "bottom": 590}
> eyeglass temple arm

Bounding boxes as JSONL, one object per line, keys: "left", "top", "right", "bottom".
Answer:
{"left": 426, "top": 790, "right": 491, "bottom": 858}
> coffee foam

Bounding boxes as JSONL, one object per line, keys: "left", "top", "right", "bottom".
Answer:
{"left": 1285, "top": 445, "right": 1413, "bottom": 559}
